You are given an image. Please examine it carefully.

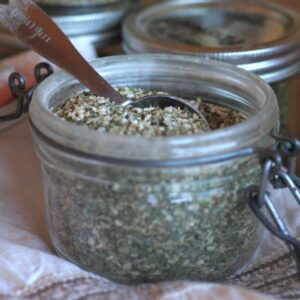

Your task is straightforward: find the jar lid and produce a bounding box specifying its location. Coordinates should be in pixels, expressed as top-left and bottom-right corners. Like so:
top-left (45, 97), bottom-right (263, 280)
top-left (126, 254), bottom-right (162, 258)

top-left (48, 1), bottom-right (131, 36)
top-left (123, 0), bottom-right (300, 83)
top-left (35, 0), bottom-right (125, 15)
top-left (35, 0), bottom-right (120, 6)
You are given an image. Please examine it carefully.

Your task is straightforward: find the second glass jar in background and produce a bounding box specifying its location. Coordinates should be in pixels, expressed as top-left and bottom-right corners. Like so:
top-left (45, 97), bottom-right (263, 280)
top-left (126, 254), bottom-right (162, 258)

top-left (123, 0), bottom-right (300, 138)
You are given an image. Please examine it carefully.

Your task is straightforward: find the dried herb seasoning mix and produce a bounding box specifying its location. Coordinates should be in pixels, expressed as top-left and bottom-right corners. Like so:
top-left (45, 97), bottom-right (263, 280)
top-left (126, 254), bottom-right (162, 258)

top-left (52, 87), bottom-right (245, 136)
top-left (44, 87), bottom-right (262, 283)
top-left (47, 155), bottom-right (261, 283)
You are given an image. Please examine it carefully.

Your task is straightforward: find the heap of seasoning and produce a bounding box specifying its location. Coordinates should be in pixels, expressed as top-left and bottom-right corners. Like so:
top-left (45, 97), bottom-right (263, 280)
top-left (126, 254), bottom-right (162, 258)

top-left (48, 87), bottom-right (262, 283)
top-left (52, 87), bottom-right (245, 136)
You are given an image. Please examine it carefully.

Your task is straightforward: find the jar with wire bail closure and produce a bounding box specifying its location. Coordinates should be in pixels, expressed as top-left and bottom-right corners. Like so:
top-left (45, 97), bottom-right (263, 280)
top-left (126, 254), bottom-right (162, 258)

top-left (27, 54), bottom-right (284, 283)
top-left (123, 0), bottom-right (300, 140)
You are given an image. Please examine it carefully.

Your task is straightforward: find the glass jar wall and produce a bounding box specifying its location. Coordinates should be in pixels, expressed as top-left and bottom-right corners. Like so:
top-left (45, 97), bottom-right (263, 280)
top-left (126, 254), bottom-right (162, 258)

top-left (29, 54), bottom-right (278, 283)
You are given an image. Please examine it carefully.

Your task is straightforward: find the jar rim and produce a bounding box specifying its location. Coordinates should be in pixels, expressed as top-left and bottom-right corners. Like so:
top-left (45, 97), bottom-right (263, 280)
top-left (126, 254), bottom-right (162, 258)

top-left (35, 0), bottom-right (126, 15)
top-left (29, 54), bottom-right (279, 161)
top-left (123, 0), bottom-right (300, 83)
top-left (47, 1), bottom-right (131, 36)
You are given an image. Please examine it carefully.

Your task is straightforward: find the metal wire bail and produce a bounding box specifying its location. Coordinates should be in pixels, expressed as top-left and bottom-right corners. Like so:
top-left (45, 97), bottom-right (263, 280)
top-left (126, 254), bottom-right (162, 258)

top-left (0, 62), bottom-right (53, 123)
top-left (247, 132), bottom-right (300, 275)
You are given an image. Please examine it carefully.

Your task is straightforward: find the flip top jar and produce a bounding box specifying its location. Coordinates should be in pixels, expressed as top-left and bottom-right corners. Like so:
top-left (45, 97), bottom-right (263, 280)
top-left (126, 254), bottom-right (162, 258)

top-left (123, 0), bottom-right (300, 137)
top-left (29, 54), bottom-right (280, 283)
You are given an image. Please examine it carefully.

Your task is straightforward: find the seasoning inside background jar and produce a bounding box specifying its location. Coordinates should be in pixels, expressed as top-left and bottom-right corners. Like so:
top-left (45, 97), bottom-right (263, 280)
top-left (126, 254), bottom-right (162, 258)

top-left (123, 0), bottom-right (300, 139)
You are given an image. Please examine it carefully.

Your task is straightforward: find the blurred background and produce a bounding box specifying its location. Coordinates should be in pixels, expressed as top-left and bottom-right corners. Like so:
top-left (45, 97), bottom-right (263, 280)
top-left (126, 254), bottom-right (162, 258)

top-left (1, 0), bottom-right (300, 139)
top-left (0, 0), bottom-right (299, 63)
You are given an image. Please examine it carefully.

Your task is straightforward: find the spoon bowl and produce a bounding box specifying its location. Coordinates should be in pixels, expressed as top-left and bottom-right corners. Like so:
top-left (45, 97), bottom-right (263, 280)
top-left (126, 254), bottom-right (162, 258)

top-left (127, 95), bottom-right (211, 130)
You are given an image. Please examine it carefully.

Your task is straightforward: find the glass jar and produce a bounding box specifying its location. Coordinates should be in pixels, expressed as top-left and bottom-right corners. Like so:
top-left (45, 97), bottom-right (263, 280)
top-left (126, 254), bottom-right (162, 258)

top-left (29, 54), bottom-right (278, 283)
top-left (123, 0), bottom-right (300, 137)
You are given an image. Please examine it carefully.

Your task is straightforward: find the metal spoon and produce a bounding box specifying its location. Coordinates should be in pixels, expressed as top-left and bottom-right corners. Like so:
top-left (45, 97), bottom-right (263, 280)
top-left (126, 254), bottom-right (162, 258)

top-left (0, 0), bottom-right (210, 128)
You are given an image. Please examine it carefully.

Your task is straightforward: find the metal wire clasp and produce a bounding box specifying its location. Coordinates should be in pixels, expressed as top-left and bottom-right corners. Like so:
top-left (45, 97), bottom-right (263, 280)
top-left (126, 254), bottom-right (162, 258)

top-left (247, 132), bottom-right (300, 274)
top-left (0, 62), bottom-right (53, 123)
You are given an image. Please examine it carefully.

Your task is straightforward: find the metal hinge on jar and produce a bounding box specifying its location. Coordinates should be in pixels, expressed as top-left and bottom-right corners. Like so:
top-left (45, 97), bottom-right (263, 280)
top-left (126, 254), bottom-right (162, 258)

top-left (246, 132), bottom-right (300, 274)
top-left (0, 62), bottom-right (53, 122)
